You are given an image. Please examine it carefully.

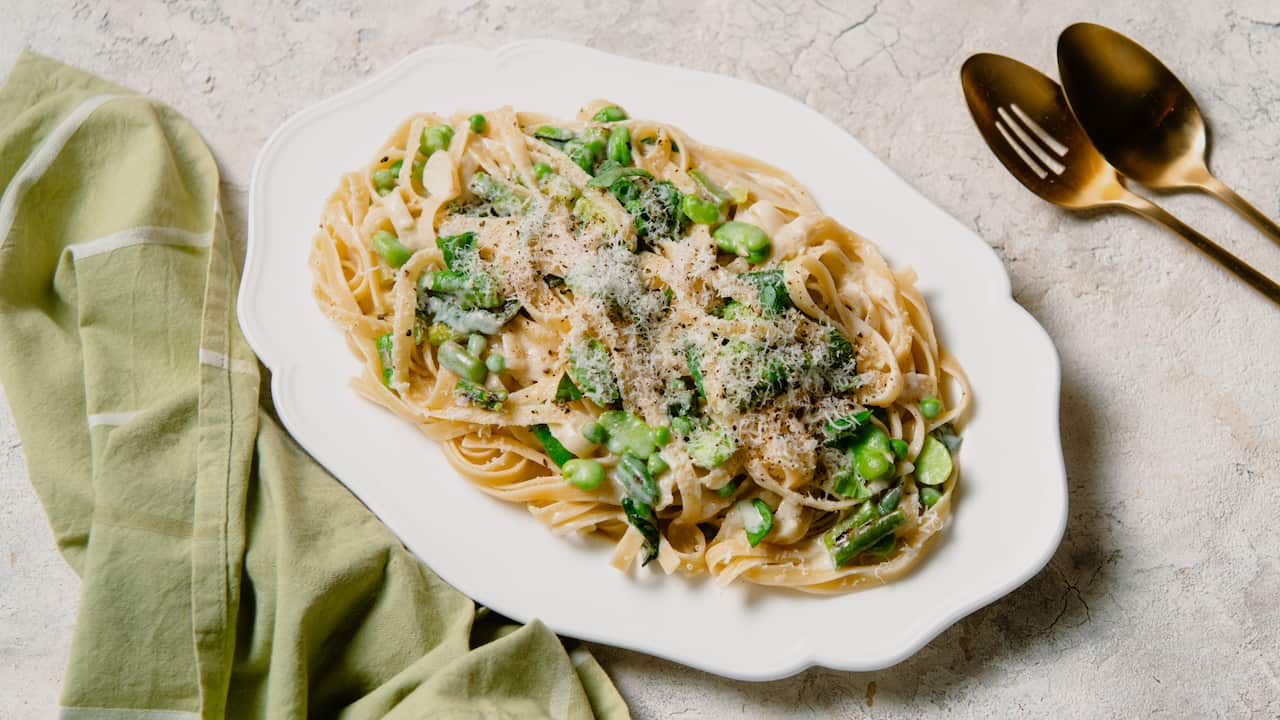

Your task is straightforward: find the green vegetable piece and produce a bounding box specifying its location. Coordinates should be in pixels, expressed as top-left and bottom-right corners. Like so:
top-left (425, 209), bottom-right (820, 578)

top-left (534, 125), bottom-right (575, 142)
top-left (579, 420), bottom-right (606, 445)
top-left (376, 333), bottom-right (394, 387)
top-left (877, 486), bottom-right (902, 515)
top-left (453, 379), bottom-right (507, 411)
top-left (890, 438), bottom-right (909, 459)
top-left (389, 159), bottom-right (404, 175)
top-left (425, 270), bottom-right (503, 309)
top-left (437, 340), bottom-right (486, 383)
top-left (468, 172), bottom-right (524, 216)
top-left (738, 498), bottom-right (774, 547)
top-left (651, 425), bottom-right (671, 446)
top-left (467, 333), bottom-right (487, 358)
top-left (607, 126), bottom-right (632, 166)
top-left (669, 416), bottom-right (694, 438)
top-left (555, 372), bottom-right (584, 402)
top-left (586, 162), bottom-right (652, 188)
top-left (713, 299), bottom-right (751, 320)
top-left (616, 451), bottom-right (659, 507)
top-left (468, 114), bottom-right (487, 133)
top-left (427, 322), bottom-right (456, 346)
top-left (712, 221), bottom-right (772, 264)
top-left (435, 232), bottom-right (476, 271)
top-left (867, 533), bottom-right (897, 558)
top-left (563, 458), bottom-right (604, 490)
top-left (600, 410), bottom-right (657, 459)
top-left (853, 426), bottom-right (894, 482)
top-left (681, 194), bottom-right (720, 225)
top-left (920, 396), bottom-right (943, 419)
top-left (647, 453), bottom-right (669, 476)
top-left (567, 337), bottom-right (620, 406)
top-left (372, 230), bottom-right (413, 268)
top-left (825, 330), bottom-right (861, 392)
top-left (372, 168), bottom-right (397, 196)
top-left (592, 105), bottom-right (628, 122)
top-left (822, 410), bottom-right (873, 447)
top-left (828, 510), bottom-right (904, 567)
top-left (689, 168), bottom-right (732, 209)
top-left (423, 296), bottom-right (520, 336)
top-left (629, 180), bottom-right (685, 243)
top-left (715, 477), bottom-right (741, 498)
top-left (564, 140), bottom-right (595, 174)
top-left (920, 486), bottom-right (943, 509)
top-left (621, 496), bottom-right (659, 565)
top-left (685, 346), bottom-right (706, 397)
top-left (934, 422), bottom-right (963, 452)
top-left (578, 127), bottom-right (609, 164)
top-left (915, 435), bottom-right (953, 486)
top-left (825, 501), bottom-right (879, 548)
top-left (686, 425), bottom-right (735, 469)
top-left (832, 470), bottom-right (872, 500)
top-left (532, 162), bottom-right (553, 180)
top-left (420, 124), bottom-right (454, 157)
top-left (485, 353), bottom-right (506, 374)
top-left (740, 269), bottom-right (792, 314)
top-left (530, 424), bottom-right (575, 467)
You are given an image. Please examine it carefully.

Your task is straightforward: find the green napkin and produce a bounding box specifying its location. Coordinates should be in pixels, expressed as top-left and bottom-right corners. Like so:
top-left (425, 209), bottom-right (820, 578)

top-left (0, 51), bottom-right (628, 720)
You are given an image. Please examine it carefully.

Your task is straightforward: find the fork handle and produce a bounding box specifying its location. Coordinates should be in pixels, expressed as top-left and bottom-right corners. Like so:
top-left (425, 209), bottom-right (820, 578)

top-left (1197, 174), bottom-right (1280, 248)
top-left (1125, 196), bottom-right (1280, 305)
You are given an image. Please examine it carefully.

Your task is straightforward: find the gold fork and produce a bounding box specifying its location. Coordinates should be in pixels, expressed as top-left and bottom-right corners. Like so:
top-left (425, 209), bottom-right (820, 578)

top-left (960, 52), bottom-right (1280, 304)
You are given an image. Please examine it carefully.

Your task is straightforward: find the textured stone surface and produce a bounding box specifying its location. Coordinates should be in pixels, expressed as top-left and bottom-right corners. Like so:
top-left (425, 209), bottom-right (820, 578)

top-left (2, 1), bottom-right (1278, 717)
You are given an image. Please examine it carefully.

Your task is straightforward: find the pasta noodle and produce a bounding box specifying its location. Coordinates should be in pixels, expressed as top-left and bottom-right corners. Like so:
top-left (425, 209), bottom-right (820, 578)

top-left (310, 100), bottom-right (971, 593)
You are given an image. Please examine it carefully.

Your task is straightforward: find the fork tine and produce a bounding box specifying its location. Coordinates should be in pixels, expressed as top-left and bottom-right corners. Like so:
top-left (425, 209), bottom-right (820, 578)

top-left (995, 118), bottom-right (1048, 179)
top-left (1010, 104), bottom-right (1069, 157)
top-left (998, 106), bottom-right (1066, 175)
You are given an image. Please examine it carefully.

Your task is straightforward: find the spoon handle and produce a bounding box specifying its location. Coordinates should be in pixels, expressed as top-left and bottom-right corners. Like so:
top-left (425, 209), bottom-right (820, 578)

top-left (1124, 196), bottom-right (1280, 305)
top-left (1198, 174), bottom-right (1280, 248)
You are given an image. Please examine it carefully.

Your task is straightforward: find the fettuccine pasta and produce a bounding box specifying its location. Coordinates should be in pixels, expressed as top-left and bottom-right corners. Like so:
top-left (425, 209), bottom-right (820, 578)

top-left (310, 101), bottom-right (970, 593)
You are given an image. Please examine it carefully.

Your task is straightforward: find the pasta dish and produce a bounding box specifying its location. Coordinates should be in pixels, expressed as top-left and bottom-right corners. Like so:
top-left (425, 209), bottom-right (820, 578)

top-left (310, 100), bottom-right (969, 593)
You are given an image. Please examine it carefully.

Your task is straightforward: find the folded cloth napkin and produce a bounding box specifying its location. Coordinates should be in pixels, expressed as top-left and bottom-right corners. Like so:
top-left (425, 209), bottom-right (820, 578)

top-left (0, 51), bottom-right (628, 719)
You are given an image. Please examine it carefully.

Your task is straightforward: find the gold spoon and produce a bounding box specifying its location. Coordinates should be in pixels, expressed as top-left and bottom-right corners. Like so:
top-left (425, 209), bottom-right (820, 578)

top-left (1057, 22), bottom-right (1280, 245)
top-left (960, 53), bottom-right (1280, 304)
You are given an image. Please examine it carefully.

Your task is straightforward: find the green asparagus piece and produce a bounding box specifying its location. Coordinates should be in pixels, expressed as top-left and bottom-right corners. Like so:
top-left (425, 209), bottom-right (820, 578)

top-left (453, 379), bottom-right (507, 411)
top-left (530, 424), bottom-right (575, 467)
top-left (437, 340), bottom-right (486, 383)
top-left (738, 498), bottom-right (774, 547)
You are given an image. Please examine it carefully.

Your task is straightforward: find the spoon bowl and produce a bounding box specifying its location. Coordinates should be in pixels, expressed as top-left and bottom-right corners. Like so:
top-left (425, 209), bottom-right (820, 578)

top-left (960, 52), bottom-right (1280, 305)
top-left (1058, 22), bottom-right (1280, 243)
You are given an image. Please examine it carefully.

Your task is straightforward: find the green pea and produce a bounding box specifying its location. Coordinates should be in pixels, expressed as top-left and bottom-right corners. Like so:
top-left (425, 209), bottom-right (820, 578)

top-left (647, 453), bottom-right (669, 476)
top-left (562, 458), bottom-right (604, 490)
top-left (371, 230), bottom-right (412, 268)
top-left (485, 353), bottom-right (506, 374)
top-left (890, 438), bottom-right (909, 459)
top-left (578, 127), bottom-right (609, 164)
top-left (607, 126), bottom-right (632, 166)
top-left (592, 105), bottom-right (628, 122)
top-left (420, 124), bottom-right (454, 157)
top-left (920, 396), bottom-right (943, 419)
top-left (682, 195), bottom-right (720, 225)
top-left (670, 416), bottom-right (694, 438)
top-left (468, 114), bottom-right (487, 133)
top-left (580, 420), bottom-right (607, 445)
top-left (920, 486), bottom-right (943, 508)
top-left (437, 340), bottom-right (486, 383)
top-left (712, 221), bottom-right (771, 264)
top-left (534, 126), bottom-right (574, 142)
top-left (651, 425), bottom-right (671, 446)
top-left (600, 410), bottom-right (658, 458)
top-left (532, 162), bottom-right (553, 180)
top-left (372, 168), bottom-right (397, 195)
top-left (467, 333), bottom-right (487, 358)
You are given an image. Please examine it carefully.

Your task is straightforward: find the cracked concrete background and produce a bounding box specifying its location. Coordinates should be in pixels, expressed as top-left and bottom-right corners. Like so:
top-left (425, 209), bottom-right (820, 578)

top-left (2, 1), bottom-right (1278, 717)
